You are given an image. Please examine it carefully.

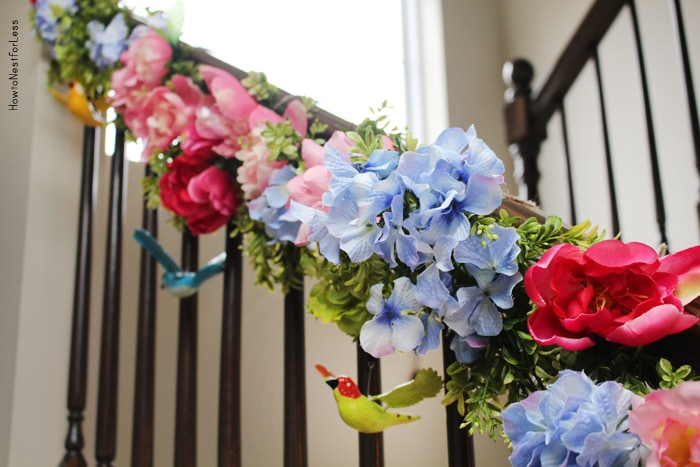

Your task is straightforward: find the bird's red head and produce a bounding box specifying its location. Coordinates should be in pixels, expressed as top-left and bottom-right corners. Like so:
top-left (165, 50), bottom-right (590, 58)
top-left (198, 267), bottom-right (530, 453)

top-left (315, 364), bottom-right (362, 399)
top-left (335, 376), bottom-right (362, 399)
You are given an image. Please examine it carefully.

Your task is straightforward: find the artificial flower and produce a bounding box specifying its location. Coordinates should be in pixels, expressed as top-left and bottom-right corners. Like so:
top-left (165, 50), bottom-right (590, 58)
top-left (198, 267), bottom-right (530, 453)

top-left (502, 370), bottom-right (647, 467)
top-left (124, 85), bottom-right (193, 160)
top-left (158, 155), bottom-right (208, 218)
top-left (525, 240), bottom-right (700, 350)
top-left (85, 13), bottom-right (129, 70)
top-left (110, 28), bottom-right (172, 111)
top-left (186, 166), bottom-right (239, 235)
top-left (359, 277), bottom-right (424, 358)
top-left (33, 0), bottom-right (77, 46)
top-left (629, 380), bottom-right (700, 466)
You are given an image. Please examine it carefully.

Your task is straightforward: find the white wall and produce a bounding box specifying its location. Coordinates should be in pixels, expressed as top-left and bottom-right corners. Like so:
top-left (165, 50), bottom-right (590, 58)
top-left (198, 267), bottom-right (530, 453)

top-left (0, 2), bottom-right (85, 463)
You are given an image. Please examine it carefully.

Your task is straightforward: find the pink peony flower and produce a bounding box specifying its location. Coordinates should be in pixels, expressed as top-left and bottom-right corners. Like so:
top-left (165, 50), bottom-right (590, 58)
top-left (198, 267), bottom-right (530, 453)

top-left (110, 29), bottom-right (172, 111)
top-left (199, 65), bottom-right (257, 121)
top-left (124, 85), bottom-right (193, 160)
top-left (235, 135), bottom-right (287, 200)
top-left (525, 240), bottom-right (700, 350)
top-left (629, 381), bottom-right (700, 466)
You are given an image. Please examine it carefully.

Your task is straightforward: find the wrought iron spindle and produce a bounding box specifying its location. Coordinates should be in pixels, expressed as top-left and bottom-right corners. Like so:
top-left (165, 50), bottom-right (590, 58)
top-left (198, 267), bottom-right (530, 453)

top-left (628, 0), bottom-right (669, 246)
top-left (59, 126), bottom-right (99, 467)
top-left (558, 101), bottom-right (578, 225)
top-left (95, 128), bottom-right (127, 467)
top-left (669, 0), bottom-right (700, 232)
top-left (592, 49), bottom-right (621, 237)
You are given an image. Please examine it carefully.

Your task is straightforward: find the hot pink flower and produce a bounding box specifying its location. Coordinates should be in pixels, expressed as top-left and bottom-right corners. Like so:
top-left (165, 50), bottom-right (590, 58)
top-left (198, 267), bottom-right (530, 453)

top-left (186, 166), bottom-right (239, 234)
top-left (525, 240), bottom-right (700, 350)
top-left (629, 381), bottom-right (700, 466)
top-left (158, 156), bottom-right (238, 235)
top-left (110, 29), bottom-right (172, 111)
top-left (159, 155), bottom-right (210, 219)
top-left (124, 85), bottom-right (193, 160)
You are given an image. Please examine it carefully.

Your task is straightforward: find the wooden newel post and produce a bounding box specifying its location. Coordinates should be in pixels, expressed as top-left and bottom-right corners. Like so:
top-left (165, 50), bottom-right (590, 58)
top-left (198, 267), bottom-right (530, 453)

top-left (503, 59), bottom-right (542, 203)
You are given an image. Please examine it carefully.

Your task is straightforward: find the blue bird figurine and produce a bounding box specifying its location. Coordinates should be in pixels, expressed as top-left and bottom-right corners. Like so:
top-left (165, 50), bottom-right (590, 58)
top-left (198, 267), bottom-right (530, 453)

top-left (133, 228), bottom-right (227, 298)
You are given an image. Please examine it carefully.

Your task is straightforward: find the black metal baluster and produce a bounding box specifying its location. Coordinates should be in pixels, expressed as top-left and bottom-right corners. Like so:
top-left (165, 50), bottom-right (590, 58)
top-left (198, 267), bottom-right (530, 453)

top-left (131, 167), bottom-right (158, 467)
top-left (558, 101), bottom-right (579, 225)
top-left (628, 0), bottom-right (669, 245)
top-left (592, 49), bottom-right (621, 237)
top-left (174, 229), bottom-right (199, 467)
top-left (357, 347), bottom-right (383, 467)
top-left (218, 225), bottom-right (243, 467)
top-left (284, 281), bottom-right (307, 467)
top-left (669, 0), bottom-right (700, 233)
top-left (95, 128), bottom-right (127, 467)
top-left (59, 126), bottom-right (99, 467)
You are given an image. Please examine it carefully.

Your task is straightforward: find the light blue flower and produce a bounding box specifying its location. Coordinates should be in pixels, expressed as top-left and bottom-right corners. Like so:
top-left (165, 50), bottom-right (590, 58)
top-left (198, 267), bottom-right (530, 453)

top-left (415, 310), bottom-right (443, 356)
top-left (247, 166), bottom-right (301, 243)
top-left (449, 333), bottom-right (488, 364)
top-left (453, 224), bottom-right (520, 276)
top-left (502, 370), bottom-right (647, 467)
top-left (85, 14), bottom-right (129, 70)
top-left (34, 0), bottom-right (77, 47)
top-left (396, 127), bottom-right (505, 271)
top-left (359, 277), bottom-right (424, 358)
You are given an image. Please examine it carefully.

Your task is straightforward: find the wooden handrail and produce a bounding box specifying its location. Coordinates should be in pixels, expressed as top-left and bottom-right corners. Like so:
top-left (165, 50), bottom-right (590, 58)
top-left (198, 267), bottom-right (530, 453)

top-left (529, 0), bottom-right (628, 132)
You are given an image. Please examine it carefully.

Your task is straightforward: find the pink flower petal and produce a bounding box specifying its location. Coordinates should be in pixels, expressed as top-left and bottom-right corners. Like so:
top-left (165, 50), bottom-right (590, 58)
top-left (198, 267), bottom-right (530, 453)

top-left (603, 303), bottom-right (698, 346)
top-left (659, 245), bottom-right (700, 305)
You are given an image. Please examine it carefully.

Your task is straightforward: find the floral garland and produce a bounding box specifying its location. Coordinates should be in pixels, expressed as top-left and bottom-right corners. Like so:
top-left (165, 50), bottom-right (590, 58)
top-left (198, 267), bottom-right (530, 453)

top-left (32, 1), bottom-right (700, 465)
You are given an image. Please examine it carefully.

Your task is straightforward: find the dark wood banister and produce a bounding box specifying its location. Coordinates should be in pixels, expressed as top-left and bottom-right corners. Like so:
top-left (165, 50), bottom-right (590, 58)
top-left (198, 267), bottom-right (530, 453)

top-left (503, 0), bottom-right (628, 202)
top-left (529, 0), bottom-right (627, 131)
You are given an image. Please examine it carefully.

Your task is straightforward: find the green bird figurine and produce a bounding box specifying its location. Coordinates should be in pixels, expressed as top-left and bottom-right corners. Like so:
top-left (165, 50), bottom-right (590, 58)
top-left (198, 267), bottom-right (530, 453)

top-left (315, 364), bottom-right (424, 434)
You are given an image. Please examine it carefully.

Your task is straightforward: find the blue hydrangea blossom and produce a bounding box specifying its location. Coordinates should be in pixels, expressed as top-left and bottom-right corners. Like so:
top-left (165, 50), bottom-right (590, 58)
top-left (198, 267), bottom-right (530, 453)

top-left (85, 13), bottom-right (129, 70)
top-left (502, 370), bottom-right (648, 467)
top-left (359, 277), bottom-right (424, 358)
top-left (33, 0), bottom-right (78, 53)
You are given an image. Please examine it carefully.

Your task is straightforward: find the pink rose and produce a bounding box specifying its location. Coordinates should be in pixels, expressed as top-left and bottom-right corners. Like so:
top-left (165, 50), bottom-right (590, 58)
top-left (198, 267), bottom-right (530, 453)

top-left (188, 166), bottom-right (239, 218)
top-left (159, 155), bottom-right (210, 219)
top-left (110, 29), bottom-right (172, 111)
top-left (629, 381), bottom-right (700, 466)
top-left (159, 157), bottom-right (238, 235)
top-left (525, 240), bottom-right (700, 350)
top-left (124, 86), bottom-right (193, 160)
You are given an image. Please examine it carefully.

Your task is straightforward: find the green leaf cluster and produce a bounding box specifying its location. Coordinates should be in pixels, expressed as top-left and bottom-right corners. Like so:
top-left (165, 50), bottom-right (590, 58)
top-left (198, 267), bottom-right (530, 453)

top-left (241, 71), bottom-right (279, 105)
top-left (304, 254), bottom-right (391, 338)
top-left (238, 212), bottom-right (306, 294)
top-left (261, 121), bottom-right (303, 163)
top-left (656, 358), bottom-right (696, 389)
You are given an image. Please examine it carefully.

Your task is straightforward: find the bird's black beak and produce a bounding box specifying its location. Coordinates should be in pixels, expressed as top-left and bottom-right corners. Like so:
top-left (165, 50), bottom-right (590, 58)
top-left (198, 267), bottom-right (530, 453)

top-left (324, 378), bottom-right (338, 390)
